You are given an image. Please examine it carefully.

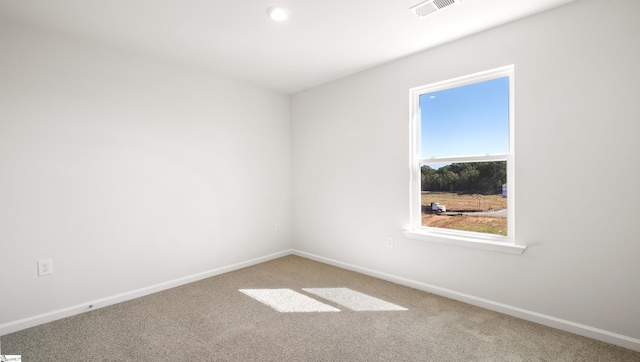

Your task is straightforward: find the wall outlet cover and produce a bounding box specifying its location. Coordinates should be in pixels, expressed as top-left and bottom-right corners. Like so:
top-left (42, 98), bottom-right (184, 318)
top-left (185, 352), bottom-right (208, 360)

top-left (38, 259), bottom-right (53, 276)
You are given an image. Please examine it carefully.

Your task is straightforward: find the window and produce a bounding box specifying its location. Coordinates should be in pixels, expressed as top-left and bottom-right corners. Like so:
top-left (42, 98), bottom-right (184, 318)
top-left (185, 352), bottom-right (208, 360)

top-left (404, 66), bottom-right (525, 254)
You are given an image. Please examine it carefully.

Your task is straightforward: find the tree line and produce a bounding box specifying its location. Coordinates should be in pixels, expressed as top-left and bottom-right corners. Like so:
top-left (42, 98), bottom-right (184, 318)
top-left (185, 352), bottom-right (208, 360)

top-left (421, 162), bottom-right (506, 194)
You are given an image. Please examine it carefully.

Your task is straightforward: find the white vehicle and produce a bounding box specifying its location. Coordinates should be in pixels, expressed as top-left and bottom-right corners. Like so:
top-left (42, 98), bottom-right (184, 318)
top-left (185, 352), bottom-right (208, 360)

top-left (430, 202), bottom-right (446, 213)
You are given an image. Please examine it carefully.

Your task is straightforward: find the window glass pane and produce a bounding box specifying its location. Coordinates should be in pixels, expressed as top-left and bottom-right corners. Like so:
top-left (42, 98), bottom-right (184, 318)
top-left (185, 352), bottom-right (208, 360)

top-left (421, 161), bottom-right (507, 236)
top-left (420, 77), bottom-right (509, 158)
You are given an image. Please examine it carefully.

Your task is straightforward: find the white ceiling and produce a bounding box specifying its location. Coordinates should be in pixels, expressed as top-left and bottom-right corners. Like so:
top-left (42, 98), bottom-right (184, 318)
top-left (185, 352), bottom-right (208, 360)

top-left (0, 0), bottom-right (575, 94)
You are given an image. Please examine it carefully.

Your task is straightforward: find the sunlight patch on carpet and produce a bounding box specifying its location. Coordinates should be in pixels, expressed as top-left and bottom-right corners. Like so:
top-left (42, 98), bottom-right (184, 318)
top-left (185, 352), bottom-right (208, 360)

top-left (303, 288), bottom-right (408, 311)
top-left (239, 289), bottom-right (341, 313)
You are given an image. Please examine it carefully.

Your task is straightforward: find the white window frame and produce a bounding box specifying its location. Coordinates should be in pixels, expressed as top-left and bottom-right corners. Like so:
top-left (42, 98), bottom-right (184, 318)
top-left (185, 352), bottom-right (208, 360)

top-left (404, 65), bottom-right (526, 254)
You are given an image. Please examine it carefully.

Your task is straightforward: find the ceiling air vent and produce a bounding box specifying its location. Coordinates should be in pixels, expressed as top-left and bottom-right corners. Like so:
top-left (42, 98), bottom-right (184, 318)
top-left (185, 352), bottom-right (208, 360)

top-left (410, 0), bottom-right (462, 19)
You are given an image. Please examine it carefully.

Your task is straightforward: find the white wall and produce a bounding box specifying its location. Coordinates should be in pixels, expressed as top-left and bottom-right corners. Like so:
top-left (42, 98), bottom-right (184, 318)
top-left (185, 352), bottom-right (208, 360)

top-left (292, 0), bottom-right (640, 347)
top-left (0, 19), bottom-right (291, 328)
top-left (2, 0), bottom-right (639, 350)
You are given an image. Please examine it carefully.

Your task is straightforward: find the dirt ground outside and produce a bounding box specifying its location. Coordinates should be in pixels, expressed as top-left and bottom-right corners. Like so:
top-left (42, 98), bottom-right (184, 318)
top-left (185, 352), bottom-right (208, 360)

top-left (422, 214), bottom-right (507, 236)
top-left (422, 192), bottom-right (506, 212)
top-left (422, 192), bottom-right (507, 236)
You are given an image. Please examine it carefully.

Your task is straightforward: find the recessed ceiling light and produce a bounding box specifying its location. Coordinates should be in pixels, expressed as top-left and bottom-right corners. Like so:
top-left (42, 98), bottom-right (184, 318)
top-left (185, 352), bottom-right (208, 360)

top-left (267, 6), bottom-right (291, 21)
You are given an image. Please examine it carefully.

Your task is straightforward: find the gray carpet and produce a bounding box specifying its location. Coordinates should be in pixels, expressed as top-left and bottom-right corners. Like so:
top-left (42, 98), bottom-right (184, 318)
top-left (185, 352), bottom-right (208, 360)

top-left (2, 255), bottom-right (639, 361)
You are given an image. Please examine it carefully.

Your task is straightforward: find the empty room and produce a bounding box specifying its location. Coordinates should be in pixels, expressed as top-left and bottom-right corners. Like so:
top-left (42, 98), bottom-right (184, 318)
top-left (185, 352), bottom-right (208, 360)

top-left (1, 0), bottom-right (639, 360)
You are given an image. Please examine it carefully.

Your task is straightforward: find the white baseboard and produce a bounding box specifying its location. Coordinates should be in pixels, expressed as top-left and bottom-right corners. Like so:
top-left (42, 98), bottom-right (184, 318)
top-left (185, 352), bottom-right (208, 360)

top-left (4, 248), bottom-right (639, 353)
top-left (0, 249), bottom-right (292, 337)
top-left (292, 249), bottom-right (640, 353)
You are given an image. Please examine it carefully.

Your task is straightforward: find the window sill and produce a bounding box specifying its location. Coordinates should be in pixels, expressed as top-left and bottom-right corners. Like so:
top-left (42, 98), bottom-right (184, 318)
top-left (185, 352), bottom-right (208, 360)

top-left (403, 230), bottom-right (526, 254)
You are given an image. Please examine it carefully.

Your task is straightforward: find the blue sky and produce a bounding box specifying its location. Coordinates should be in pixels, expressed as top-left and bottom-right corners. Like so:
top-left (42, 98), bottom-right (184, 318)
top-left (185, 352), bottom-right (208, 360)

top-left (420, 76), bottom-right (509, 159)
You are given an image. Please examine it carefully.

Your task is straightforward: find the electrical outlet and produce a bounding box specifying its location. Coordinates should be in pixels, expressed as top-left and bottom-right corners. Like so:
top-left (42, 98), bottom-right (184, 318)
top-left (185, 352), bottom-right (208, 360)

top-left (386, 237), bottom-right (394, 248)
top-left (38, 258), bottom-right (53, 276)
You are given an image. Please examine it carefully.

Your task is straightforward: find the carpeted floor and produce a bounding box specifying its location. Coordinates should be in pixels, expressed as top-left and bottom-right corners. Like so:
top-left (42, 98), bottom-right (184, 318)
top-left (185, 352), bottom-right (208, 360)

top-left (2, 255), bottom-right (639, 361)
